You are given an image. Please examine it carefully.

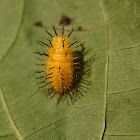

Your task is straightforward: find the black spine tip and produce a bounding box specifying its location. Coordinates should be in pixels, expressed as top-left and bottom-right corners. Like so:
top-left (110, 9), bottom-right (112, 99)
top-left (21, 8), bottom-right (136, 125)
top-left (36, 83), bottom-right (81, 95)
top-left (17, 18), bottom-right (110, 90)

top-left (33, 52), bottom-right (49, 57)
top-left (43, 27), bottom-right (53, 37)
top-left (35, 70), bottom-right (44, 74)
top-left (37, 40), bottom-right (50, 47)
top-left (67, 28), bottom-right (73, 38)
top-left (76, 42), bottom-right (85, 48)
top-left (52, 25), bottom-right (58, 36)
top-left (68, 39), bottom-right (80, 48)
top-left (47, 39), bottom-right (53, 47)
top-left (62, 26), bottom-right (64, 35)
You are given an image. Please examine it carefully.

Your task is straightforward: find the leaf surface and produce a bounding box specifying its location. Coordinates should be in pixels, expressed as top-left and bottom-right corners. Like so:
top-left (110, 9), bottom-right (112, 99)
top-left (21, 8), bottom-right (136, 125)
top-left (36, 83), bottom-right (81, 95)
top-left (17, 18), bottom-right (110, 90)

top-left (0, 0), bottom-right (140, 140)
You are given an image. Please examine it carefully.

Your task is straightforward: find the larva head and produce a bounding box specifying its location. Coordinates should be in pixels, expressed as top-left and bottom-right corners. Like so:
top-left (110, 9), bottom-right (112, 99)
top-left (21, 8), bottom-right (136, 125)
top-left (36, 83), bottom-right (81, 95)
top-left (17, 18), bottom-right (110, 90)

top-left (52, 35), bottom-right (69, 48)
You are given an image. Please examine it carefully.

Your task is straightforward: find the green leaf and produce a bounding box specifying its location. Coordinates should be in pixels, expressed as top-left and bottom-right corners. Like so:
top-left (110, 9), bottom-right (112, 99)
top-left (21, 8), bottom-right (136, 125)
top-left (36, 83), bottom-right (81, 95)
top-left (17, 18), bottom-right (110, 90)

top-left (0, 0), bottom-right (140, 140)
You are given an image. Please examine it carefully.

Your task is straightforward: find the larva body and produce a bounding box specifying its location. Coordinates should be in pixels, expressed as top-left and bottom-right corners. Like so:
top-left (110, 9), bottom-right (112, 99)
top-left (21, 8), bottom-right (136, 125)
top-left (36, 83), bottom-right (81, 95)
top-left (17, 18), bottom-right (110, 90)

top-left (47, 35), bottom-right (74, 93)
top-left (35, 26), bottom-right (91, 101)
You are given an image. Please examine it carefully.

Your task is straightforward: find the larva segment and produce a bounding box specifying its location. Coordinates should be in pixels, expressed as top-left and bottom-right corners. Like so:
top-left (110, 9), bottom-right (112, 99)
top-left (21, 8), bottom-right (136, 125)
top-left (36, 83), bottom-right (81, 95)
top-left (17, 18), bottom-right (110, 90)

top-left (46, 35), bottom-right (74, 94)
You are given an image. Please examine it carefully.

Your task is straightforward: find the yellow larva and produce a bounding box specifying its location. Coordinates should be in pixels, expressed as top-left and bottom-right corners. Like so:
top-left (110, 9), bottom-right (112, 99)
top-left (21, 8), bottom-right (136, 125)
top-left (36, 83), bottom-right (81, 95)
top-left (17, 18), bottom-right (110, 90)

top-left (35, 26), bottom-right (80, 96)
top-left (47, 35), bottom-right (74, 93)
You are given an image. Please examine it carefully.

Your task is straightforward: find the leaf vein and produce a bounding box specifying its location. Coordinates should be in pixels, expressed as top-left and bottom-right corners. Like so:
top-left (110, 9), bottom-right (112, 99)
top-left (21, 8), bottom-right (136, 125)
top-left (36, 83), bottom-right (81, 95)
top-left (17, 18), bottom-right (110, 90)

top-left (0, 0), bottom-right (25, 62)
top-left (0, 87), bottom-right (24, 140)
top-left (98, 0), bottom-right (109, 139)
